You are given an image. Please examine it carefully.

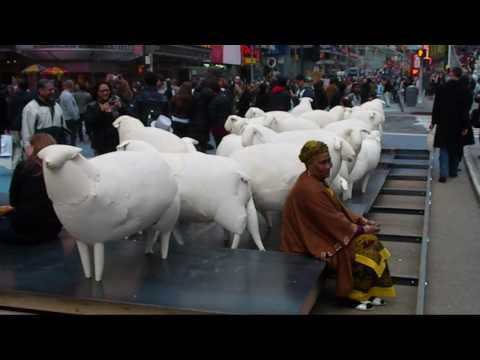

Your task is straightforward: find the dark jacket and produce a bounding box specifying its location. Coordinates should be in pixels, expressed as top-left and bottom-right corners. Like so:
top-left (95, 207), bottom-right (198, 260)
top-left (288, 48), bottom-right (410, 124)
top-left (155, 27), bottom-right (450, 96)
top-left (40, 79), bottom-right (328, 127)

top-left (130, 86), bottom-right (169, 124)
top-left (172, 93), bottom-right (194, 119)
top-left (84, 101), bottom-right (123, 155)
top-left (7, 90), bottom-right (34, 131)
top-left (7, 160), bottom-right (62, 243)
top-left (313, 83), bottom-right (328, 110)
top-left (360, 82), bottom-right (373, 104)
top-left (432, 79), bottom-right (471, 150)
top-left (268, 86), bottom-right (291, 112)
top-left (255, 93), bottom-right (270, 112)
top-left (0, 91), bottom-right (7, 133)
top-left (209, 92), bottom-right (232, 139)
top-left (189, 87), bottom-right (215, 149)
top-left (462, 84), bottom-right (476, 148)
top-left (236, 89), bottom-right (253, 117)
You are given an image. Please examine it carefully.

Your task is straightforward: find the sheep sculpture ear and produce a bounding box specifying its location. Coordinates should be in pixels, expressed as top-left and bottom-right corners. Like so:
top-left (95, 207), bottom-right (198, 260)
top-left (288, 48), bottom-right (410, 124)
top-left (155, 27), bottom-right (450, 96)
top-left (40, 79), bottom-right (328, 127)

top-left (38, 145), bottom-right (83, 170)
top-left (241, 126), bottom-right (255, 147)
top-left (117, 140), bottom-right (158, 153)
top-left (224, 115), bottom-right (237, 132)
top-left (333, 137), bottom-right (342, 152)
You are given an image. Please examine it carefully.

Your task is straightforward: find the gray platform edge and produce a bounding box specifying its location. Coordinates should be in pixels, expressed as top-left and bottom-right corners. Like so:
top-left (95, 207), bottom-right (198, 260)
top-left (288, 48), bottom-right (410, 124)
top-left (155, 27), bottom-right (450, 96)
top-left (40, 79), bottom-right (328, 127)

top-left (464, 146), bottom-right (480, 203)
top-left (381, 132), bottom-right (431, 314)
top-left (416, 151), bottom-right (433, 315)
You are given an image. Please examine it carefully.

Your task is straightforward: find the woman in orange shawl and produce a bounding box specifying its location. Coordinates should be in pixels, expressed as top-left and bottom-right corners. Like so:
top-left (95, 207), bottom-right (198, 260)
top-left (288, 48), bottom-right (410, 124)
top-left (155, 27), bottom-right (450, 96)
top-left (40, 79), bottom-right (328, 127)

top-left (281, 140), bottom-right (396, 310)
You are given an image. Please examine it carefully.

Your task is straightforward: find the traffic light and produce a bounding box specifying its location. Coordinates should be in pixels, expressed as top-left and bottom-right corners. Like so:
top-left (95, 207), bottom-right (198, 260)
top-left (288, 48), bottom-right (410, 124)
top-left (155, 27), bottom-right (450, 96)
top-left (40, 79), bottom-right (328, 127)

top-left (411, 68), bottom-right (420, 77)
top-left (416, 48), bottom-right (426, 58)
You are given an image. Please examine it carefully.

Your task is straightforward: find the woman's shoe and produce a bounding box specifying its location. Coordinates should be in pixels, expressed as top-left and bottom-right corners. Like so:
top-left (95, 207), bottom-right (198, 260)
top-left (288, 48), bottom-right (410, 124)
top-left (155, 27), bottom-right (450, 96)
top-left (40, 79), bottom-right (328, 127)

top-left (369, 297), bottom-right (386, 306)
top-left (355, 301), bottom-right (374, 311)
top-left (336, 298), bottom-right (373, 310)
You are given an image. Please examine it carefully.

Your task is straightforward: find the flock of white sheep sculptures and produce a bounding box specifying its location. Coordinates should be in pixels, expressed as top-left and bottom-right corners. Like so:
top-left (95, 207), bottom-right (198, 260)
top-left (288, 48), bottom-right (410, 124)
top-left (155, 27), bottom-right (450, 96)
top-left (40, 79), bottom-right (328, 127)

top-left (37, 98), bottom-right (385, 281)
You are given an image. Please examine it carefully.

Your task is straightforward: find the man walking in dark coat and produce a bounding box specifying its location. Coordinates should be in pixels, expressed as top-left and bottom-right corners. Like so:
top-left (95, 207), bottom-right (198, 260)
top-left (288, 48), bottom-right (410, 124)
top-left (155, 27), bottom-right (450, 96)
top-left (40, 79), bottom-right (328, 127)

top-left (430, 67), bottom-right (470, 183)
top-left (189, 79), bottom-right (215, 152)
top-left (208, 81), bottom-right (232, 146)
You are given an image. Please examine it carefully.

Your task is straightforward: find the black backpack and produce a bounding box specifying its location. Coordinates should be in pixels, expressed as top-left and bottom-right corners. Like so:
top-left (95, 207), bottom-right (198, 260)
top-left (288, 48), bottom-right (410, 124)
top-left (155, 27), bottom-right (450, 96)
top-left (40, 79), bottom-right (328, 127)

top-left (140, 94), bottom-right (168, 126)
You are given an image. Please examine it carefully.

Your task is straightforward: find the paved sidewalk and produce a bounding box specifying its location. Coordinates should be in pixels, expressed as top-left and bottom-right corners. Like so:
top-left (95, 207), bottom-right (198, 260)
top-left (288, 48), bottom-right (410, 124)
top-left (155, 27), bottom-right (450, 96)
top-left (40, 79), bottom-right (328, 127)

top-left (426, 156), bottom-right (480, 313)
top-left (385, 96), bottom-right (434, 115)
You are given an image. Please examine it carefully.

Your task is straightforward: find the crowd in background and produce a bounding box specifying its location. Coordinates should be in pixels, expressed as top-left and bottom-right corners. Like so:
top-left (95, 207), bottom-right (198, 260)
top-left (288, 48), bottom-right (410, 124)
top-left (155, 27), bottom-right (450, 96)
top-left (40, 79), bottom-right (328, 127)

top-left (0, 67), bottom-right (478, 161)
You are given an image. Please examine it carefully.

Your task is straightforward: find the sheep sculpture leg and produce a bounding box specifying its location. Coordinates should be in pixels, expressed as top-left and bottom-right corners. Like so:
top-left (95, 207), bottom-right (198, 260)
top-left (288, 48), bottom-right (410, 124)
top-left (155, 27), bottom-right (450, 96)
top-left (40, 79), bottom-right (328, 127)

top-left (231, 233), bottom-right (241, 250)
top-left (247, 198), bottom-right (265, 251)
top-left (361, 173), bottom-right (371, 194)
top-left (76, 241), bottom-right (91, 279)
top-left (172, 228), bottom-right (184, 245)
top-left (160, 231), bottom-right (172, 259)
top-left (342, 180), bottom-right (353, 201)
top-left (145, 229), bottom-right (160, 255)
top-left (94, 243), bottom-right (105, 282)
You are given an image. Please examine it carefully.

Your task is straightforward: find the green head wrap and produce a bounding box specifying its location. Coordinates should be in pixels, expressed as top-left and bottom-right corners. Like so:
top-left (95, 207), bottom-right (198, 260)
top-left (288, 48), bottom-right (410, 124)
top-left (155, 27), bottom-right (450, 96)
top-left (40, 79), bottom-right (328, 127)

top-left (299, 140), bottom-right (330, 166)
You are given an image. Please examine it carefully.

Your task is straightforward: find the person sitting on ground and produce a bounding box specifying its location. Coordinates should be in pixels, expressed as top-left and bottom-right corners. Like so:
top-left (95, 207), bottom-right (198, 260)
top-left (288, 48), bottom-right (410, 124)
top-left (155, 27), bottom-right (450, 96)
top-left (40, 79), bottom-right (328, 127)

top-left (280, 140), bottom-right (396, 310)
top-left (0, 133), bottom-right (62, 245)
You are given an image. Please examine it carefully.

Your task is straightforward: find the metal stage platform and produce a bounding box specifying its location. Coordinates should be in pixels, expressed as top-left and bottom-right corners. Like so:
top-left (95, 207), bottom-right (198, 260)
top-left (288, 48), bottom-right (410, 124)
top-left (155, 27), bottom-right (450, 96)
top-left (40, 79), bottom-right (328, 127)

top-left (0, 236), bottom-right (324, 314)
top-left (0, 132), bottom-right (431, 314)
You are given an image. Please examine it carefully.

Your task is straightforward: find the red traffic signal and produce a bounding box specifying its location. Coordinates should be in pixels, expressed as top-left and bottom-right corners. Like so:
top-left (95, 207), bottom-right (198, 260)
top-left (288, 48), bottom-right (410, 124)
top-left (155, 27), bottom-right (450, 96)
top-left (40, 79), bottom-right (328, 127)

top-left (411, 68), bottom-right (420, 77)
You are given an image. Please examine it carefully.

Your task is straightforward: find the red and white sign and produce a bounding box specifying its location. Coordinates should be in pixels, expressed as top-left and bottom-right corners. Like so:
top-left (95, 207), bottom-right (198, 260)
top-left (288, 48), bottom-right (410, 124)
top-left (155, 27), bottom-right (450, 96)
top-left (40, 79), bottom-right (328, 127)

top-left (211, 45), bottom-right (241, 65)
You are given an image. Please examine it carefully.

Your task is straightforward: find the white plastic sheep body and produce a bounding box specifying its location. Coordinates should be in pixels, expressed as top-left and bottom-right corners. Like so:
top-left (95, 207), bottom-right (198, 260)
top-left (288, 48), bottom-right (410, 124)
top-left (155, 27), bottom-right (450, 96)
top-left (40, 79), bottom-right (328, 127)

top-left (328, 106), bottom-right (348, 122)
top-left (113, 115), bottom-right (197, 153)
top-left (244, 107), bottom-right (293, 121)
top-left (240, 125), bottom-right (356, 184)
top-left (230, 143), bottom-right (306, 213)
top-left (216, 134), bottom-right (243, 157)
top-left (349, 108), bottom-right (385, 132)
top-left (359, 99), bottom-right (385, 114)
top-left (118, 140), bottom-right (265, 251)
top-left (347, 130), bottom-right (382, 199)
top-left (244, 107), bottom-right (266, 119)
top-left (298, 110), bottom-right (338, 128)
top-left (323, 120), bottom-right (371, 153)
top-left (224, 114), bottom-right (271, 135)
top-left (38, 145), bottom-right (180, 282)
top-left (264, 113), bottom-right (320, 132)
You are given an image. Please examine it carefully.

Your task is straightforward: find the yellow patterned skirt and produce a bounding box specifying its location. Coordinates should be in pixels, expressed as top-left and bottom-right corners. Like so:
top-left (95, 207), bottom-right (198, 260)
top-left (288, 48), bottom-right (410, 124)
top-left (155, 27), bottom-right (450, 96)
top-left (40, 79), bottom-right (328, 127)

top-left (348, 234), bottom-right (397, 302)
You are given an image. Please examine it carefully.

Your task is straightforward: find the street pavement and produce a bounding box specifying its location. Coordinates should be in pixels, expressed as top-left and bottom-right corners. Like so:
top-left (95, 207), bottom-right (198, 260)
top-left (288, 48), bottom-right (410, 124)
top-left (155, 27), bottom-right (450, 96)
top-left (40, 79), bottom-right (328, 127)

top-left (385, 99), bottom-right (480, 314)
